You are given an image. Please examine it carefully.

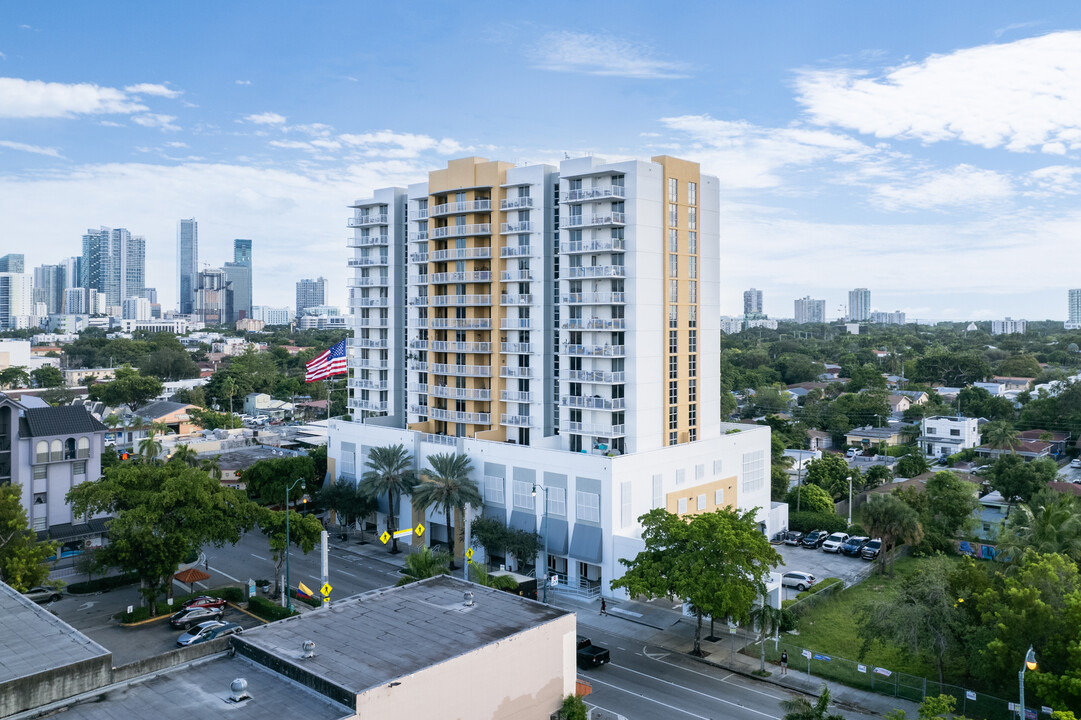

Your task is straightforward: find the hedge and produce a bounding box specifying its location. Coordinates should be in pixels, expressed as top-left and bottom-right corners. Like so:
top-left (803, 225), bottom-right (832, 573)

top-left (787, 511), bottom-right (848, 534)
top-left (248, 596), bottom-right (298, 622)
top-left (68, 573), bottom-right (139, 594)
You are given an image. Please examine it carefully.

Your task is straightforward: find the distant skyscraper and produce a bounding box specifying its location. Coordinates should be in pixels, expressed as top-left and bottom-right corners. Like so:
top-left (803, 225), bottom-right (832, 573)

top-left (296, 277), bottom-right (327, 317)
top-left (1069, 289), bottom-right (1081, 328)
top-left (0, 254), bottom-right (25, 273)
top-left (253, 305), bottom-right (292, 326)
top-left (80, 227), bottom-right (145, 307)
top-left (0, 273), bottom-right (32, 329)
top-left (234, 238), bottom-right (252, 266)
top-left (223, 262), bottom-right (251, 322)
top-left (142, 287), bottom-right (158, 304)
top-left (195, 267), bottom-right (231, 326)
top-left (743, 288), bottom-right (763, 315)
top-left (64, 287), bottom-right (87, 314)
top-left (794, 296), bottom-right (826, 324)
top-left (848, 287), bottom-right (871, 322)
top-left (33, 264), bottom-right (66, 314)
top-left (177, 219), bottom-right (199, 314)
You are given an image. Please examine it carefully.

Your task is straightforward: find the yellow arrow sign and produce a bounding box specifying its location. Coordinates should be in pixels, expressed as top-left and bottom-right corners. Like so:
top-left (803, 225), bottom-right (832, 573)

top-left (465, 548), bottom-right (474, 561)
top-left (415, 523), bottom-right (425, 537)
top-left (321, 582), bottom-right (332, 597)
top-left (380, 530), bottom-right (390, 544)
top-left (392, 528), bottom-right (413, 538)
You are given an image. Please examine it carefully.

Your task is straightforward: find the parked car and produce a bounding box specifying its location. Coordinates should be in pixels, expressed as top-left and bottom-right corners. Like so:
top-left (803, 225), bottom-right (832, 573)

top-left (801, 530), bottom-right (828, 549)
top-left (181, 595), bottom-right (227, 610)
top-left (861, 539), bottom-right (883, 561)
top-left (23, 586), bottom-right (62, 603)
top-left (781, 571), bottom-right (816, 591)
top-left (576, 636), bottom-right (610, 669)
top-left (840, 536), bottom-right (870, 557)
top-left (846, 448), bottom-right (858, 458)
top-left (176, 621), bottom-right (243, 647)
top-left (1071, 458), bottom-right (1081, 469)
top-left (783, 531), bottom-right (805, 546)
top-left (170, 605), bottom-right (224, 629)
top-left (821, 532), bottom-right (850, 553)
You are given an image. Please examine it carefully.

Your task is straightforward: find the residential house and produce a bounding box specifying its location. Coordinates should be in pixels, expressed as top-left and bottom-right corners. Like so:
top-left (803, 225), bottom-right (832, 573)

top-left (974, 490), bottom-right (1009, 541)
top-left (920, 416), bottom-right (981, 459)
top-left (976, 440), bottom-right (1052, 462)
top-left (807, 429), bottom-right (833, 452)
top-left (993, 376), bottom-right (1034, 392)
top-left (783, 449), bottom-right (821, 475)
top-left (973, 381), bottom-right (1007, 397)
top-left (63, 367), bottom-right (116, 387)
top-left (887, 394), bottom-right (911, 415)
top-left (894, 389), bottom-right (930, 405)
top-left (243, 392), bottom-right (294, 419)
top-left (1017, 429), bottom-right (1070, 456)
top-left (134, 401), bottom-right (200, 436)
top-left (845, 425), bottom-right (905, 448)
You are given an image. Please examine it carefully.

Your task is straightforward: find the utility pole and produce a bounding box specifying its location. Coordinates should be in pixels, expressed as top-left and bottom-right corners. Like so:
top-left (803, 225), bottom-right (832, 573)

top-left (320, 530), bottom-right (329, 608)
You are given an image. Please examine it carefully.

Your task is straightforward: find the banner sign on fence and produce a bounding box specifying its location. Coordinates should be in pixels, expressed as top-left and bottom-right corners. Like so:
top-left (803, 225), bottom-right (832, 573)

top-left (802, 649), bottom-right (812, 659)
top-left (873, 667), bottom-right (892, 677)
top-left (1042, 707), bottom-right (1053, 715)
top-left (1008, 703), bottom-right (1015, 711)
top-left (857, 664), bottom-right (867, 673)
top-left (813, 653), bottom-right (832, 661)
top-left (965, 690), bottom-right (976, 701)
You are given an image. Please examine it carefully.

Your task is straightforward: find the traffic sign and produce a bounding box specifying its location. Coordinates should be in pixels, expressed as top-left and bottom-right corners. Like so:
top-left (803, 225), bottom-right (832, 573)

top-left (380, 531), bottom-right (390, 544)
top-left (393, 528), bottom-right (413, 538)
top-left (465, 548), bottom-right (474, 561)
top-left (320, 582), bottom-right (332, 597)
top-left (415, 523), bottom-right (425, 536)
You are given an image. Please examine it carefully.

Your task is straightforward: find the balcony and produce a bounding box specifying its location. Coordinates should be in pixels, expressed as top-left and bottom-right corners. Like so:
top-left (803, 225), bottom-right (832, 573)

top-left (354, 338), bottom-right (389, 349)
top-left (560, 238), bottom-right (626, 254)
top-left (409, 296), bottom-right (428, 306)
top-left (563, 369), bottom-right (626, 383)
top-left (563, 344), bottom-right (625, 357)
top-left (348, 234), bottom-right (390, 247)
top-left (348, 256), bottom-right (389, 267)
top-left (500, 245), bottom-right (532, 258)
top-left (409, 275), bottom-right (429, 285)
top-left (500, 342), bottom-right (534, 354)
top-left (500, 222), bottom-right (534, 235)
top-left (350, 378), bottom-right (388, 390)
top-left (431, 199), bottom-right (491, 217)
top-left (355, 297), bottom-right (389, 307)
top-left (500, 294), bottom-right (533, 306)
top-left (500, 318), bottom-right (532, 330)
top-left (561, 395), bottom-right (625, 410)
top-left (429, 271), bottom-right (491, 284)
top-left (429, 294), bottom-right (491, 307)
top-left (430, 223), bottom-right (491, 239)
top-left (354, 357), bottom-right (390, 369)
top-left (560, 292), bottom-right (626, 304)
top-left (429, 408), bottom-right (491, 425)
top-left (561, 421), bottom-right (626, 436)
top-left (429, 318), bottom-right (492, 330)
top-left (409, 360), bottom-right (428, 371)
top-left (566, 265), bottom-right (625, 279)
top-left (430, 341), bottom-right (491, 353)
top-left (408, 231), bottom-right (429, 242)
top-left (408, 339), bottom-right (429, 350)
top-left (429, 385), bottom-right (491, 401)
top-left (501, 390), bottom-right (534, 403)
top-left (500, 196), bottom-right (535, 210)
top-left (430, 363), bottom-right (491, 378)
top-left (500, 414), bottom-right (533, 427)
top-left (410, 208), bottom-right (429, 220)
top-left (352, 399), bottom-right (389, 412)
top-left (409, 251), bottom-right (429, 263)
top-left (501, 269), bottom-right (533, 282)
top-left (408, 403), bottom-right (429, 416)
top-left (500, 366), bottom-right (533, 379)
top-left (561, 318), bottom-right (626, 330)
top-left (348, 276), bottom-right (389, 288)
top-left (563, 186), bottom-right (626, 202)
top-left (354, 317), bottom-right (389, 328)
top-left (429, 247), bottom-right (492, 262)
top-left (348, 214), bottom-right (389, 227)
top-left (560, 213), bottom-right (625, 229)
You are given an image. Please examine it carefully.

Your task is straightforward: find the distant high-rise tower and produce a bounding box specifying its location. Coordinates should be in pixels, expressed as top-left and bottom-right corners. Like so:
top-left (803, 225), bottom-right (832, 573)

top-left (177, 218), bottom-right (199, 314)
top-left (794, 296), bottom-right (826, 324)
top-left (223, 262), bottom-right (251, 322)
top-left (234, 238), bottom-right (252, 266)
top-left (33, 264), bottom-right (66, 314)
top-left (0, 254), bottom-right (25, 273)
top-left (195, 267), bottom-right (231, 326)
top-left (0, 272), bottom-right (32, 329)
top-left (80, 227), bottom-right (144, 307)
top-left (296, 277), bottom-right (327, 317)
top-left (848, 288), bottom-right (871, 322)
top-left (743, 288), bottom-right (763, 315)
top-left (1069, 289), bottom-right (1081, 328)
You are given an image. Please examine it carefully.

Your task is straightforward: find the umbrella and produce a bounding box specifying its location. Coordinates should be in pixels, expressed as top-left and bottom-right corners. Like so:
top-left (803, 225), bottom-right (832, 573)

top-left (174, 567), bottom-right (211, 594)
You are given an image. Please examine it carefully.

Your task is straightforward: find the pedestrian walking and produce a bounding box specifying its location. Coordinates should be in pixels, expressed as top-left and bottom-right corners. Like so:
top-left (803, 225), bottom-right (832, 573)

top-left (780, 650), bottom-right (788, 675)
top-left (205, 558), bottom-right (209, 573)
top-left (600, 599), bottom-right (607, 616)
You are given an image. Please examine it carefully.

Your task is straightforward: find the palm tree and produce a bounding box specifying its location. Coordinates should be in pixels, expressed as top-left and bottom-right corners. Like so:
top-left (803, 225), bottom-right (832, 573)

top-left (997, 492), bottom-right (1081, 564)
top-left (201, 454), bottom-right (223, 481)
top-left (468, 562), bottom-right (518, 591)
top-left (102, 413), bottom-right (122, 431)
top-left (863, 493), bottom-right (924, 578)
top-left (220, 376), bottom-right (238, 429)
top-left (359, 444), bottom-right (416, 554)
top-left (397, 546), bottom-right (451, 586)
top-left (984, 420), bottom-right (1021, 454)
top-left (170, 443), bottom-right (200, 467)
top-left (749, 595), bottom-right (785, 673)
top-left (137, 429), bottom-right (163, 463)
top-left (411, 453), bottom-right (481, 569)
top-left (780, 684), bottom-right (846, 720)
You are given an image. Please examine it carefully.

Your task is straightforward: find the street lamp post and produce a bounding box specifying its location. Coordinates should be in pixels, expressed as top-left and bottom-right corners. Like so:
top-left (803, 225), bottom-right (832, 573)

top-left (1018, 645), bottom-right (1036, 720)
top-left (283, 477), bottom-right (306, 611)
top-left (532, 483), bottom-right (550, 603)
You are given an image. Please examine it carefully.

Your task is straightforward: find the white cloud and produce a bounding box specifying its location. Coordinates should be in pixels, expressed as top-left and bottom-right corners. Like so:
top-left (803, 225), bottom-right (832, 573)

top-left (163, 141), bottom-right (188, 149)
top-left (0, 77), bottom-right (147, 118)
top-left (0, 140), bottom-right (63, 158)
top-left (124, 83), bottom-right (181, 98)
top-left (795, 31), bottom-right (1081, 154)
top-left (132, 113), bottom-right (180, 131)
top-left (245, 112), bottom-right (286, 125)
top-left (339, 130), bottom-right (463, 158)
top-left (99, 120), bottom-right (123, 127)
top-left (870, 164), bottom-right (1013, 211)
top-left (532, 31), bottom-right (688, 79)
top-left (235, 80), bottom-right (251, 85)
top-left (0, 51), bottom-right (6, 60)
top-left (1025, 165), bottom-right (1081, 196)
top-left (269, 139), bottom-right (314, 150)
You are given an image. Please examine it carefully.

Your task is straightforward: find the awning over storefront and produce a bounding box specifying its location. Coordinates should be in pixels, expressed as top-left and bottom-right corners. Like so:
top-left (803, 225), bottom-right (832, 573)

top-left (36, 517), bottom-right (110, 543)
top-left (540, 517), bottom-right (569, 555)
top-left (568, 524), bottom-right (602, 564)
top-left (509, 510), bottom-right (536, 533)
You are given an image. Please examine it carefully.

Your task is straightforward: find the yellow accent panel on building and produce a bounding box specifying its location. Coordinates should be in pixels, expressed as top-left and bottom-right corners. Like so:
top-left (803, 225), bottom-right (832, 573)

top-left (665, 475), bottom-right (737, 518)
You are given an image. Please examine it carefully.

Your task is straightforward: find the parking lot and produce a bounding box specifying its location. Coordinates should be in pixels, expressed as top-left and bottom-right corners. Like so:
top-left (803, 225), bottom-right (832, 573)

top-left (774, 539), bottom-right (876, 600)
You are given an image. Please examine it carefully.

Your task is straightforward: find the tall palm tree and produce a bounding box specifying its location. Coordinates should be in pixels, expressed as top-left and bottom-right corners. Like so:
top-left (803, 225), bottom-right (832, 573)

top-left (780, 684), bottom-right (846, 720)
top-left (169, 443), bottom-right (200, 467)
top-left (137, 429), bottom-right (163, 464)
top-left (220, 376), bottom-right (238, 429)
top-left (749, 595), bottom-right (785, 673)
top-left (411, 453), bottom-right (481, 569)
top-left (359, 444), bottom-right (416, 554)
top-left (863, 493), bottom-right (924, 578)
top-left (397, 546), bottom-right (451, 586)
top-left (997, 492), bottom-right (1081, 564)
top-left (984, 420), bottom-right (1021, 454)
top-left (201, 454), bottom-right (223, 481)
top-left (102, 413), bottom-right (122, 431)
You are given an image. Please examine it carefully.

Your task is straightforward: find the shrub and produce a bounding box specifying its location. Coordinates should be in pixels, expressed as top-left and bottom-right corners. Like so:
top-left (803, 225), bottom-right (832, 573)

top-left (115, 606), bottom-right (154, 623)
top-left (556, 695), bottom-right (588, 720)
top-left (209, 586), bottom-right (245, 604)
top-left (788, 511), bottom-right (848, 534)
top-left (248, 596), bottom-right (297, 622)
top-left (68, 572), bottom-right (139, 594)
top-left (846, 523), bottom-right (867, 536)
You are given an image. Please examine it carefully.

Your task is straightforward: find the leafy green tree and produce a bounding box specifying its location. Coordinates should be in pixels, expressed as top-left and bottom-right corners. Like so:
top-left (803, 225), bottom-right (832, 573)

top-left (314, 480), bottom-right (376, 541)
top-left (74, 545), bottom-right (110, 586)
top-left (894, 453), bottom-right (929, 479)
top-left (990, 455), bottom-right (1056, 516)
top-left (201, 455), bottom-right (222, 481)
top-left (0, 484), bottom-right (58, 591)
top-left (780, 683), bottom-right (846, 720)
top-left (467, 562), bottom-right (519, 590)
top-left (219, 376), bottom-right (238, 428)
top-left (258, 507), bottom-right (324, 597)
top-left (412, 453), bottom-right (481, 569)
top-left (912, 351), bottom-right (992, 387)
top-left (771, 464), bottom-right (792, 502)
top-left (612, 508), bottom-right (781, 656)
top-left (30, 366), bottom-right (64, 388)
top-left (956, 386), bottom-right (1015, 422)
top-left (848, 363), bottom-right (888, 392)
top-left (0, 366), bottom-right (30, 389)
top-left (187, 407), bottom-right (242, 430)
top-left (915, 471), bottom-right (977, 552)
top-left (139, 348), bottom-right (200, 381)
top-left (359, 444), bottom-right (416, 554)
top-left (87, 365), bottom-right (163, 409)
top-left (785, 483), bottom-right (834, 515)
top-left (67, 462), bottom-right (258, 612)
top-left (805, 454), bottom-right (851, 499)
top-left (996, 353), bottom-right (1041, 378)
top-left (168, 443), bottom-right (200, 468)
top-left (862, 493), bottom-right (923, 577)
top-left (997, 491), bottom-right (1081, 564)
top-left (397, 546), bottom-right (451, 586)
top-left (242, 455), bottom-right (318, 505)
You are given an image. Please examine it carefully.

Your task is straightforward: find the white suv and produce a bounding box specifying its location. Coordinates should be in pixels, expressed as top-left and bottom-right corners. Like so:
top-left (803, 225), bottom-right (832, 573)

top-left (821, 532), bottom-right (850, 553)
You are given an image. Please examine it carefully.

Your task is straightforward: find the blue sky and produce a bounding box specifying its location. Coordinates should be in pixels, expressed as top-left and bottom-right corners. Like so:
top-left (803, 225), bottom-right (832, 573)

top-left (2, 2), bottom-right (1080, 321)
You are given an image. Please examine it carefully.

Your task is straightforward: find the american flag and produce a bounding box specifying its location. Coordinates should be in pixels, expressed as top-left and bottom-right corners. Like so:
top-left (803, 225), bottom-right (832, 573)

top-left (305, 340), bottom-right (347, 382)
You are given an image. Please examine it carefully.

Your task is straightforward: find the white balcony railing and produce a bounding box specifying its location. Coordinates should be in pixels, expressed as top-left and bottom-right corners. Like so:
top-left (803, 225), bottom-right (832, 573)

top-left (499, 294), bottom-right (533, 305)
top-left (563, 370), bottom-right (626, 383)
top-left (501, 269), bottom-right (534, 282)
top-left (500, 318), bottom-right (532, 330)
top-left (500, 196), bottom-right (535, 210)
top-left (560, 238), bottom-right (626, 254)
top-left (354, 338), bottom-right (389, 349)
top-left (409, 251), bottom-right (429, 263)
top-left (500, 414), bottom-right (533, 427)
top-left (409, 360), bottom-right (428, 372)
top-left (408, 231), bottom-right (429, 242)
top-left (561, 421), bottom-right (626, 436)
top-left (348, 276), bottom-right (389, 287)
top-left (563, 344), bottom-right (625, 357)
top-left (566, 265), bottom-right (625, 279)
top-left (348, 256), bottom-right (389, 267)
top-left (428, 385), bottom-right (491, 401)
top-left (560, 212), bottom-right (625, 229)
top-left (429, 318), bottom-right (492, 330)
top-left (560, 292), bottom-right (626, 304)
top-left (429, 271), bottom-right (491, 284)
top-left (350, 379), bottom-right (388, 390)
top-left (500, 366), bottom-right (533, 378)
top-left (561, 395), bottom-right (625, 410)
top-left (501, 390), bottom-right (534, 402)
top-left (408, 339), bottom-right (429, 350)
top-left (430, 363), bottom-right (491, 377)
top-left (348, 235), bottom-right (390, 247)
top-left (562, 318), bottom-right (626, 330)
top-left (500, 222), bottom-right (534, 235)
top-left (563, 186), bottom-right (626, 202)
top-left (429, 246), bottom-right (492, 261)
top-left (500, 342), bottom-right (534, 354)
top-left (431, 199), bottom-right (491, 217)
top-left (355, 297), bottom-right (389, 307)
top-left (348, 213), bottom-right (389, 227)
top-left (429, 294), bottom-right (491, 307)
top-left (409, 296), bottom-right (428, 306)
top-left (354, 316), bottom-right (389, 327)
top-left (410, 208), bottom-right (429, 220)
top-left (430, 223), bottom-right (491, 239)
top-left (430, 341), bottom-right (491, 353)
top-left (429, 408), bottom-right (491, 424)
top-left (352, 399), bottom-right (389, 412)
top-left (500, 245), bottom-right (532, 258)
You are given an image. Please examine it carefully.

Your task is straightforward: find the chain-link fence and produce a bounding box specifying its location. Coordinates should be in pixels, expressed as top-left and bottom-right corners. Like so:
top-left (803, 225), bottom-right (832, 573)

top-left (749, 637), bottom-right (1050, 720)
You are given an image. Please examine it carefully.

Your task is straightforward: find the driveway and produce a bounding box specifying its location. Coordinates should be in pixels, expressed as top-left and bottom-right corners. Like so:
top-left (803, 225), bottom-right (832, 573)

top-left (773, 541), bottom-right (875, 600)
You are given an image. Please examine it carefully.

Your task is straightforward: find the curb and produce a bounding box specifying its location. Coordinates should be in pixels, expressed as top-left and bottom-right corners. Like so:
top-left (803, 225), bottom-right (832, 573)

top-left (227, 601), bottom-right (271, 624)
top-left (117, 613), bottom-right (171, 627)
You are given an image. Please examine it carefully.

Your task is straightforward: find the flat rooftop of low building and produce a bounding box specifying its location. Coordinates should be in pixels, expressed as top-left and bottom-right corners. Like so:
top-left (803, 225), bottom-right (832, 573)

top-left (44, 655), bottom-right (351, 720)
top-left (214, 444), bottom-right (295, 471)
top-left (234, 575), bottom-right (571, 697)
top-left (0, 582), bottom-right (111, 684)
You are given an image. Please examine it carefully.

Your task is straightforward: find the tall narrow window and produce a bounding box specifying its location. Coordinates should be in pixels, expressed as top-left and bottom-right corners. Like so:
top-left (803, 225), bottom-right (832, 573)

top-left (668, 229), bottom-right (678, 253)
top-left (669, 254), bottom-right (678, 278)
top-left (668, 177), bottom-right (678, 202)
top-left (668, 203), bottom-right (678, 227)
top-left (688, 181), bottom-right (697, 205)
top-left (688, 207), bottom-right (697, 230)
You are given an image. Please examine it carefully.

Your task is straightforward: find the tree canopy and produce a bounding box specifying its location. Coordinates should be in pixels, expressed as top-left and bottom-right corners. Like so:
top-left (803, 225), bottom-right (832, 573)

top-left (0, 484), bottom-right (57, 591)
top-left (242, 455), bottom-right (319, 505)
top-left (86, 365), bottom-right (163, 409)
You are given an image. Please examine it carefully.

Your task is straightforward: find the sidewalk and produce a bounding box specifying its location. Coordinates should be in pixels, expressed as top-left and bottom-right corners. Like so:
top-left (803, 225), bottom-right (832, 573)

top-left (550, 593), bottom-right (918, 718)
top-left (330, 535), bottom-right (410, 568)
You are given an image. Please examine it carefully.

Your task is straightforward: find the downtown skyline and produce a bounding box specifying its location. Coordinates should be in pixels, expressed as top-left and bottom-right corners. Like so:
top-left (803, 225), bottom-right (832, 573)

top-left (2, 2), bottom-right (1081, 320)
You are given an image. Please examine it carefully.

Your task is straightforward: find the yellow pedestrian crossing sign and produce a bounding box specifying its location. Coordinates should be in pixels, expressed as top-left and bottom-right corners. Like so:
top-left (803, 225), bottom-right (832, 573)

top-left (465, 548), bottom-right (474, 562)
top-left (320, 582), bottom-right (332, 597)
top-left (415, 523), bottom-right (425, 537)
top-left (380, 530), bottom-right (390, 544)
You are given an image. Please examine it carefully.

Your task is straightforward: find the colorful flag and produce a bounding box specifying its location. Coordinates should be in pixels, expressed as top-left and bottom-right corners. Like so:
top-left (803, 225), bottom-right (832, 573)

top-left (297, 581), bottom-right (313, 599)
top-left (305, 340), bottom-right (347, 382)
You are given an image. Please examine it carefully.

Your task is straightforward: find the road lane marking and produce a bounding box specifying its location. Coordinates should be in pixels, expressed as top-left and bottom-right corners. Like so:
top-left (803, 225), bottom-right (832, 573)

top-left (607, 664), bottom-right (782, 719)
top-left (209, 565), bottom-right (243, 583)
top-left (334, 569), bottom-right (359, 579)
top-left (584, 676), bottom-right (710, 719)
top-left (250, 553), bottom-right (268, 561)
top-left (650, 655), bottom-right (785, 701)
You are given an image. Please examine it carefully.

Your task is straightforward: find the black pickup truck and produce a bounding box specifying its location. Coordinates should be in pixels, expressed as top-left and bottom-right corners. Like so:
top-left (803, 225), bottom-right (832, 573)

top-left (576, 636), bottom-right (610, 669)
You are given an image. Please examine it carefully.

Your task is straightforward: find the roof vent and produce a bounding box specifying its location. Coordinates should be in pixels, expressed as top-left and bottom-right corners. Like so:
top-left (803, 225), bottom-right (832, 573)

top-left (301, 639), bottom-right (316, 659)
top-left (227, 678), bottom-right (250, 703)
top-left (463, 591), bottom-right (474, 607)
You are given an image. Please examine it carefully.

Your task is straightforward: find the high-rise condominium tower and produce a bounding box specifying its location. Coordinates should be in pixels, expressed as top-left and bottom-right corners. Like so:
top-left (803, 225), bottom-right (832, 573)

top-left (177, 219), bottom-right (198, 314)
top-left (224, 239), bottom-right (253, 323)
top-left (1069, 289), bottom-right (1081, 328)
top-left (794, 296), bottom-right (825, 324)
top-left (848, 287), bottom-right (870, 322)
top-left (0, 255), bottom-right (25, 273)
top-left (296, 277), bottom-right (327, 317)
top-left (234, 238), bottom-right (252, 266)
top-left (80, 227), bottom-right (144, 307)
top-left (743, 288), bottom-right (763, 315)
top-left (33, 264), bottom-right (66, 314)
